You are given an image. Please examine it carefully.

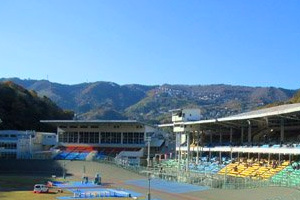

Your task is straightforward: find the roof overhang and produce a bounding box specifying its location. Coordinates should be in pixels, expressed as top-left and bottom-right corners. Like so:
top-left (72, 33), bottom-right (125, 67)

top-left (40, 120), bottom-right (153, 127)
top-left (159, 103), bottom-right (300, 127)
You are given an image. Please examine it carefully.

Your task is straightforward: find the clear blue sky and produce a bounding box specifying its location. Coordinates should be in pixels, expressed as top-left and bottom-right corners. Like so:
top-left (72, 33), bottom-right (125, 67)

top-left (0, 0), bottom-right (299, 89)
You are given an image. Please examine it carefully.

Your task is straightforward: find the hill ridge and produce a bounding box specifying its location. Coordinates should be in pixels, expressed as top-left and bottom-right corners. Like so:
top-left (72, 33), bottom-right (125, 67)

top-left (0, 77), bottom-right (297, 123)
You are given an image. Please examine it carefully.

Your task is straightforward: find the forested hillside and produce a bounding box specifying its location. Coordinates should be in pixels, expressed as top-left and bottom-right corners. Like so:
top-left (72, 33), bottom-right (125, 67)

top-left (0, 81), bottom-right (73, 130)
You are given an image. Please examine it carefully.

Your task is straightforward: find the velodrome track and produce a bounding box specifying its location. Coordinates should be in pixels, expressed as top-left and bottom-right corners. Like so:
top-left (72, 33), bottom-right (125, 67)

top-left (1, 160), bottom-right (300, 200)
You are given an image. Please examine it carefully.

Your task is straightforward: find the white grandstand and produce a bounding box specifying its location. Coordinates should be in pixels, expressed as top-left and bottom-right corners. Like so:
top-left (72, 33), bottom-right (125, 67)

top-left (159, 103), bottom-right (300, 171)
top-left (41, 120), bottom-right (166, 165)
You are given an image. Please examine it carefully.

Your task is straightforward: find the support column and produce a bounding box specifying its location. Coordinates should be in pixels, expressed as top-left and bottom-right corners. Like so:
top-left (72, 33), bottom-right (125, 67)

top-left (210, 131), bottom-right (213, 144)
top-left (178, 132), bottom-right (182, 170)
top-left (196, 130), bottom-right (200, 164)
top-left (247, 120), bottom-right (252, 145)
top-left (219, 151), bottom-right (222, 163)
top-left (219, 131), bottom-right (222, 145)
top-left (280, 118), bottom-right (285, 145)
top-left (230, 128), bottom-right (233, 145)
top-left (186, 132), bottom-right (190, 172)
top-left (241, 127), bottom-right (244, 145)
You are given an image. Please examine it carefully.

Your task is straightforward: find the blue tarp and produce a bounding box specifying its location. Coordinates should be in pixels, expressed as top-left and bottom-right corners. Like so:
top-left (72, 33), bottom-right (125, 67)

top-left (125, 178), bottom-right (210, 194)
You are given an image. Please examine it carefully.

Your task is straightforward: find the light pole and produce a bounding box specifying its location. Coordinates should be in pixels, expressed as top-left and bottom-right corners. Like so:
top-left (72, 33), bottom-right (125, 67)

top-left (146, 137), bottom-right (151, 168)
top-left (63, 160), bottom-right (66, 179)
top-left (148, 172), bottom-right (151, 200)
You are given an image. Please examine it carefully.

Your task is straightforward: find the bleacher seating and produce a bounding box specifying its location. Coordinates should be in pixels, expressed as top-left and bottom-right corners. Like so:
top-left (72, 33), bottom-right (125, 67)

top-left (156, 157), bottom-right (231, 174)
top-left (271, 162), bottom-right (300, 186)
top-left (54, 146), bottom-right (92, 160)
top-left (218, 158), bottom-right (289, 180)
top-left (94, 147), bottom-right (141, 160)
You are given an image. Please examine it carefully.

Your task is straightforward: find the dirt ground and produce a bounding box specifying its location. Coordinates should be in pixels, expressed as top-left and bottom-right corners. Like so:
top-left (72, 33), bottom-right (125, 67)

top-left (1, 160), bottom-right (300, 200)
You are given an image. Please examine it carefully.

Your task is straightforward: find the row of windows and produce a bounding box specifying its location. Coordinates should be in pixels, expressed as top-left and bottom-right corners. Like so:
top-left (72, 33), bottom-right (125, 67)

top-left (123, 132), bottom-right (144, 144)
top-left (59, 125), bottom-right (144, 129)
top-left (0, 134), bottom-right (17, 138)
top-left (0, 142), bottom-right (17, 149)
top-left (0, 152), bottom-right (17, 159)
top-left (58, 132), bottom-right (145, 144)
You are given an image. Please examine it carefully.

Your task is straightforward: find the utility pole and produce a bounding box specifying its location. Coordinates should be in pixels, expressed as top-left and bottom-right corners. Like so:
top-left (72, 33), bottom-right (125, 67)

top-left (148, 172), bottom-right (151, 200)
top-left (63, 161), bottom-right (66, 179)
top-left (146, 137), bottom-right (151, 168)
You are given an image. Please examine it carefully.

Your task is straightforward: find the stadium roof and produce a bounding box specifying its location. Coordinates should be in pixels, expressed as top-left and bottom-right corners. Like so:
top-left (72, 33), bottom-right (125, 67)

top-left (40, 120), bottom-right (154, 127)
top-left (159, 103), bottom-right (300, 127)
top-left (218, 103), bottom-right (300, 122)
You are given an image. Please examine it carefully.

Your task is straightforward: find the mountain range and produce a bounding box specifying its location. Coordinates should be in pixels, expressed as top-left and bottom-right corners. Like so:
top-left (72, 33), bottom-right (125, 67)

top-left (0, 78), bottom-right (297, 124)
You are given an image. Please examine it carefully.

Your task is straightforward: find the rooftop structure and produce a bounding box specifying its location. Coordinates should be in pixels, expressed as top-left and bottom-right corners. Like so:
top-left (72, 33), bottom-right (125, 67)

top-left (159, 103), bottom-right (300, 171)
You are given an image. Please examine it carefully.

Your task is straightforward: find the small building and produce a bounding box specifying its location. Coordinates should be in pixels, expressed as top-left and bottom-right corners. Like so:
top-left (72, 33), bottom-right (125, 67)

top-left (171, 108), bottom-right (201, 123)
top-left (0, 130), bottom-right (56, 159)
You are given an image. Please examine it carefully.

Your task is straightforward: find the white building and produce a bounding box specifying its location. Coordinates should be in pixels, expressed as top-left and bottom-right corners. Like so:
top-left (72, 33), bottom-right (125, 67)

top-left (41, 120), bottom-right (166, 164)
top-left (0, 130), bottom-right (56, 159)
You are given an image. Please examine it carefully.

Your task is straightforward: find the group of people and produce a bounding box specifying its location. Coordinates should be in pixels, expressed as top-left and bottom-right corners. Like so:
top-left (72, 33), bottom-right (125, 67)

top-left (232, 157), bottom-right (285, 169)
top-left (291, 162), bottom-right (300, 170)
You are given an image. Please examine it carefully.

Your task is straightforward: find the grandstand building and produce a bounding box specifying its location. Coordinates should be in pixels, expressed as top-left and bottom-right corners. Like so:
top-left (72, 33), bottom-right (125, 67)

top-left (159, 103), bottom-right (300, 173)
top-left (0, 130), bottom-right (56, 159)
top-left (41, 120), bottom-right (165, 164)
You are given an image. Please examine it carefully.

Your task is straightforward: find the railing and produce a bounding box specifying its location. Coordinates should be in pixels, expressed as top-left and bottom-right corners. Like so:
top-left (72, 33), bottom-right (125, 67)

top-left (93, 157), bottom-right (300, 190)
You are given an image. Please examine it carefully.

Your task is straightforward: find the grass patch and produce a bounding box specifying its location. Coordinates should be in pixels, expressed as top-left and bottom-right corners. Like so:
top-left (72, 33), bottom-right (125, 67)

top-left (0, 175), bottom-right (72, 200)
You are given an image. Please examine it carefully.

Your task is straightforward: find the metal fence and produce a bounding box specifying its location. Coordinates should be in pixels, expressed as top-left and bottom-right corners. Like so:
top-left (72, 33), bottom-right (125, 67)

top-left (93, 157), bottom-right (300, 190)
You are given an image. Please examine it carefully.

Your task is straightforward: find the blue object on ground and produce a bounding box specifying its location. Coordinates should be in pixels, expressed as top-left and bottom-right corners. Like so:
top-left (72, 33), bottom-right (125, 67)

top-left (125, 178), bottom-right (210, 194)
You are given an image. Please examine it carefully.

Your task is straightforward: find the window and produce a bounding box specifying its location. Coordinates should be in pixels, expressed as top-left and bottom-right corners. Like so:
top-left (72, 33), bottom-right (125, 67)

top-left (95, 132), bottom-right (99, 143)
top-left (79, 132), bottom-right (84, 143)
top-left (69, 132), bottom-right (74, 143)
top-left (134, 132), bottom-right (139, 144)
top-left (83, 132), bottom-right (89, 143)
top-left (101, 132), bottom-right (106, 143)
top-left (110, 132), bottom-right (121, 144)
top-left (111, 132), bottom-right (117, 144)
top-left (139, 132), bottom-right (144, 144)
top-left (62, 132), bottom-right (68, 143)
top-left (74, 132), bottom-right (78, 143)
top-left (89, 132), bottom-right (95, 143)
top-left (58, 132), bottom-right (64, 142)
top-left (128, 133), bottom-right (133, 144)
top-left (123, 132), bottom-right (128, 144)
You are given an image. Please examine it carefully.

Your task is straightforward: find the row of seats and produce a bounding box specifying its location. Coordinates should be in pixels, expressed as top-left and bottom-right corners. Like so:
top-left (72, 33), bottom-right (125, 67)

top-left (218, 159), bottom-right (289, 180)
top-left (54, 152), bottom-right (89, 160)
top-left (157, 157), bottom-right (231, 174)
top-left (272, 162), bottom-right (300, 186)
top-left (94, 147), bottom-right (141, 160)
top-left (157, 157), bottom-right (293, 181)
top-left (54, 146), bottom-right (93, 160)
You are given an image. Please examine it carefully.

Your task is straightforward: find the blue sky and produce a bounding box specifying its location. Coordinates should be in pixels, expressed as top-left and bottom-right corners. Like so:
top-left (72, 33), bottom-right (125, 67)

top-left (0, 0), bottom-right (299, 89)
